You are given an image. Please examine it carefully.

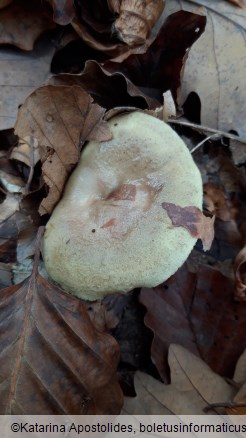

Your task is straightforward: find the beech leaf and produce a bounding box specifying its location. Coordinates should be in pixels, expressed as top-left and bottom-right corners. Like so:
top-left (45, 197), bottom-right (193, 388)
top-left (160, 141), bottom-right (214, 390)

top-left (161, 202), bottom-right (215, 251)
top-left (0, 229), bottom-right (123, 414)
top-left (14, 85), bottom-right (112, 215)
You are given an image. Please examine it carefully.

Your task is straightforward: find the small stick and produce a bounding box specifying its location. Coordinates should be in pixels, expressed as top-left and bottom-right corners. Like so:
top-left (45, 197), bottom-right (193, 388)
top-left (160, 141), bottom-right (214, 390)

top-left (170, 119), bottom-right (246, 144)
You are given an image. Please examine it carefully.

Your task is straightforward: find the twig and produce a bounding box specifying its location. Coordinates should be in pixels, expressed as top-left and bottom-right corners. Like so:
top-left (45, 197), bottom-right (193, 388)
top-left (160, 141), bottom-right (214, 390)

top-left (170, 119), bottom-right (246, 144)
top-left (190, 134), bottom-right (220, 154)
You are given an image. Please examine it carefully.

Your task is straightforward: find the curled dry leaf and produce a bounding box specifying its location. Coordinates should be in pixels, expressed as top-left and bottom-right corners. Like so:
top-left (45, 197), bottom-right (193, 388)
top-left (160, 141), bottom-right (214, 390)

top-left (0, 0), bottom-right (55, 51)
top-left (234, 245), bottom-right (246, 301)
top-left (203, 182), bottom-right (237, 221)
top-left (14, 85), bottom-right (112, 215)
top-left (47, 0), bottom-right (76, 25)
top-left (114, 0), bottom-right (165, 46)
top-left (162, 202), bottom-right (215, 251)
top-left (0, 229), bottom-right (123, 414)
top-left (103, 10), bottom-right (206, 105)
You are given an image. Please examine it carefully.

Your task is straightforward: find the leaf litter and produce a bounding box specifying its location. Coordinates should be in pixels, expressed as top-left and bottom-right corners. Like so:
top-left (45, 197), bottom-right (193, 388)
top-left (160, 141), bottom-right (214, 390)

top-left (0, 0), bottom-right (245, 415)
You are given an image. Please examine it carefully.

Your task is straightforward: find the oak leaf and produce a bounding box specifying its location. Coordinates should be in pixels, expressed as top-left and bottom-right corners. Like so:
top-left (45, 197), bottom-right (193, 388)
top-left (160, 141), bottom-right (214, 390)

top-left (163, 0), bottom-right (246, 138)
top-left (123, 344), bottom-right (236, 414)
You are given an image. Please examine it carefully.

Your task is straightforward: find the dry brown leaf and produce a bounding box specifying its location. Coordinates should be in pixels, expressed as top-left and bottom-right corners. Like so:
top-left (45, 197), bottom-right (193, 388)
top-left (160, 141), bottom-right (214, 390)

top-left (203, 182), bottom-right (237, 221)
top-left (163, 0), bottom-right (246, 138)
top-left (0, 229), bottom-right (123, 414)
top-left (0, 35), bottom-right (56, 130)
top-left (233, 349), bottom-right (246, 383)
top-left (0, 194), bottom-right (20, 225)
top-left (124, 345), bottom-right (236, 414)
top-left (0, 0), bottom-right (55, 50)
top-left (140, 264), bottom-right (246, 382)
top-left (47, 0), bottom-right (76, 25)
top-left (161, 202), bottom-right (215, 251)
top-left (234, 245), bottom-right (246, 301)
top-left (114, 0), bottom-right (165, 46)
top-left (226, 0), bottom-right (245, 7)
top-left (14, 85), bottom-right (112, 215)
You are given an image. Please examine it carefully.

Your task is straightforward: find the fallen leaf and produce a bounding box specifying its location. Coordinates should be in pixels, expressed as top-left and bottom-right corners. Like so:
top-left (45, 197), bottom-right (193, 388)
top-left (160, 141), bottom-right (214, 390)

top-left (71, 0), bottom-right (164, 61)
top-left (47, 0), bottom-right (76, 25)
top-left (124, 345), bottom-right (236, 414)
top-left (0, 194), bottom-right (20, 225)
top-left (234, 244), bottom-right (246, 301)
top-left (103, 10), bottom-right (206, 105)
top-left (233, 349), bottom-right (246, 383)
top-left (0, 229), bottom-right (123, 414)
top-left (0, 35), bottom-right (56, 130)
top-left (49, 61), bottom-right (156, 109)
top-left (163, 0), bottom-right (246, 138)
top-left (229, 138), bottom-right (246, 166)
top-left (0, 0), bottom-right (55, 51)
top-left (114, 0), bottom-right (165, 46)
top-left (140, 264), bottom-right (246, 382)
top-left (161, 202), bottom-right (215, 251)
top-left (0, 262), bottom-right (13, 289)
top-left (226, 0), bottom-right (245, 7)
top-left (14, 85), bottom-right (112, 215)
top-left (203, 182), bottom-right (237, 221)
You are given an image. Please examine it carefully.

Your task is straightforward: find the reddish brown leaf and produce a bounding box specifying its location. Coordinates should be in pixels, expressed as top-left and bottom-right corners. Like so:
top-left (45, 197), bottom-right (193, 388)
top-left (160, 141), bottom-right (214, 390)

top-left (0, 0), bottom-right (55, 51)
top-left (14, 85), bottom-right (112, 215)
top-left (162, 202), bottom-right (215, 251)
top-left (140, 264), bottom-right (246, 383)
top-left (0, 230), bottom-right (123, 414)
top-left (47, 0), bottom-right (76, 25)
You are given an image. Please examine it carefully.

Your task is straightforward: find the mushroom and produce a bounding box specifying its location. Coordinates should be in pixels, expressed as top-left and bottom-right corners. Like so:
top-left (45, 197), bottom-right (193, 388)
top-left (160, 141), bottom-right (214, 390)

top-left (42, 111), bottom-right (203, 301)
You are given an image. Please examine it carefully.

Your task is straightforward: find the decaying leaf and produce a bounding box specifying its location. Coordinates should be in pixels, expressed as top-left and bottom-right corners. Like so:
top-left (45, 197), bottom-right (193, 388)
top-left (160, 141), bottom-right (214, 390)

top-left (0, 0), bottom-right (55, 50)
top-left (0, 194), bottom-right (20, 225)
top-left (203, 182), bottom-right (237, 221)
top-left (162, 202), bottom-right (215, 251)
top-left (14, 85), bottom-right (112, 215)
top-left (114, 0), bottom-right (165, 46)
top-left (234, 244), bottom-right (246, 301)
top-left (233, 349), bottom-right (246, 383)
top-left (0, 229), bottom-right (123, 414)
top-left (140, 264), bottom-right (246, 382)
top-left (104, 10), bottom-right (206, 105)
top-left (123, 345), bottom-right (236, 414)
top-left (163, 0), bottom-right (246, 138)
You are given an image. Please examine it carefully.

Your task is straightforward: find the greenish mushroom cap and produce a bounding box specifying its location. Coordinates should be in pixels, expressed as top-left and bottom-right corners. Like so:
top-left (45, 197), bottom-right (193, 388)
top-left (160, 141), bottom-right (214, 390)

top-left (42, 112), bottom-right (203, 300)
